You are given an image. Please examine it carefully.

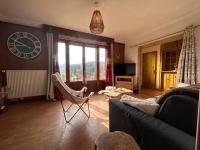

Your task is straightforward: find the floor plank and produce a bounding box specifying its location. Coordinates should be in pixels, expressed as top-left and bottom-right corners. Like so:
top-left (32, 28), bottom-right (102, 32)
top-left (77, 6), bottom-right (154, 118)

top-left (0, 89), bottom-right (163, 150)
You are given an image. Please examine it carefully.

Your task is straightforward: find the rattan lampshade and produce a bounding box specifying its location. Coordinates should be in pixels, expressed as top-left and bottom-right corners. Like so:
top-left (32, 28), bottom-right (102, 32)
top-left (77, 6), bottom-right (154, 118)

top-left (90, 10), bottom-right (104, 34)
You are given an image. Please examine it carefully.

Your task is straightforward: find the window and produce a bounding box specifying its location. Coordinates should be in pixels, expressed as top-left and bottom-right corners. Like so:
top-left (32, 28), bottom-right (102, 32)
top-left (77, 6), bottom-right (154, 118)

top-left (69, 45), bottom-right (83, 81)
top-left (57, 41), bottom-right (107, 83)
top-left (99, 48), bottom-right (106, 80)
top-left (58, 42), bottom-right (66, 81)
top-left (85, 47), bottom-right (96, 80)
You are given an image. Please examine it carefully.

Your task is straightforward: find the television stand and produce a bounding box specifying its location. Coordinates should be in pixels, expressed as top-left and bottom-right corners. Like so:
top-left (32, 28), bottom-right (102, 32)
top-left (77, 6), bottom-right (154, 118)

top-left (115, 76), bottom-right (134, 90)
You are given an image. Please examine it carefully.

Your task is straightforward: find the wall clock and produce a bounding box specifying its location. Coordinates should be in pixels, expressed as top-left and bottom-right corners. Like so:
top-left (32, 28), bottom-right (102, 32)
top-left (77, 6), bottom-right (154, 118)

top-left (7, 32), bottom-right (42, 60)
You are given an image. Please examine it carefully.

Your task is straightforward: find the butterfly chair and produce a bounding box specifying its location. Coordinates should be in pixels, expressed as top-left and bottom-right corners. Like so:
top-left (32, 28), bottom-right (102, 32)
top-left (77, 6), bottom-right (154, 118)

top-left (52, 72), bottom-right (94, 123)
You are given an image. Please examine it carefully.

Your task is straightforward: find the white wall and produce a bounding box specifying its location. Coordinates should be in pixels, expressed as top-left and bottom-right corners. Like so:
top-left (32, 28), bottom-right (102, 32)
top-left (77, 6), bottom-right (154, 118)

top-left (124, 45), bottom-right (139, 84)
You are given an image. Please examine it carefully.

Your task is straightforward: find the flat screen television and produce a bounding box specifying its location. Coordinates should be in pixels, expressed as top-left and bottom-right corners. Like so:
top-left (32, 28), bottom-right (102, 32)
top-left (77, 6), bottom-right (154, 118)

top-left (114, 63), bottom-right (136, 76)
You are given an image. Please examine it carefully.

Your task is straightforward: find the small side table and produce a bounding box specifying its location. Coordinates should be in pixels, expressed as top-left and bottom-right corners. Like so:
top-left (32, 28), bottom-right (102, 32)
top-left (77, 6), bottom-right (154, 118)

top-left (95, 131), bottom-right (141, 150)
top-left (98, 86), bottom-right (133, 99)
top-left (0, 86), bottom-right (9, 111)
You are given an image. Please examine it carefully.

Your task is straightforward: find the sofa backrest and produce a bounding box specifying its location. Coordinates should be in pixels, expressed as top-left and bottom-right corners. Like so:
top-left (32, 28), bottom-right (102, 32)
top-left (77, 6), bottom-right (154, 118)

top-left (156, 95), bottom-right (198, 136)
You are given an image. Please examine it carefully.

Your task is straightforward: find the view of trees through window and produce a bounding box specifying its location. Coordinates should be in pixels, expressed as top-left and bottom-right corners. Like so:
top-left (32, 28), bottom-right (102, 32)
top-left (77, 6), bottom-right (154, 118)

top-left (85, 47), bottom-right (96, 80)
top-left (69, 45), bottom-right (83, 81)
top-left (58, 42), bottom-right (106, 82)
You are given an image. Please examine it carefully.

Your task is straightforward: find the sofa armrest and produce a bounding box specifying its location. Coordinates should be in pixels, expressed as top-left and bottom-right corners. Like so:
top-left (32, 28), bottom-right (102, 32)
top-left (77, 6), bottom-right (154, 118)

top-left (109, 99), bottom-right (195, 150)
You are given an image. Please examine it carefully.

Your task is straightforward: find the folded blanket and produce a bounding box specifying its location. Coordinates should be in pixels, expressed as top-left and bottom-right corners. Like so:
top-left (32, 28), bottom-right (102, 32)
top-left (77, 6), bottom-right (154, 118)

top-left (120, 95), bottom-right (160, 115)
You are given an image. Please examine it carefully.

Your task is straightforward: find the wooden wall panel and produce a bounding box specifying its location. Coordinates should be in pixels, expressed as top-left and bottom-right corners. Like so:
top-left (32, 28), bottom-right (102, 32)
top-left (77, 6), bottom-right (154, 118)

top-left (0, 21), bottom-right (48, 70)
top-left (113, 42), bottom-right (125, 65)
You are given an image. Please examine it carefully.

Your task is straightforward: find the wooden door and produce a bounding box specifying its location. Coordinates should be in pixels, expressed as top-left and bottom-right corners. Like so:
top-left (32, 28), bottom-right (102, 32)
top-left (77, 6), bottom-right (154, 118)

top-left (142, 52), bottom-right (157, 89)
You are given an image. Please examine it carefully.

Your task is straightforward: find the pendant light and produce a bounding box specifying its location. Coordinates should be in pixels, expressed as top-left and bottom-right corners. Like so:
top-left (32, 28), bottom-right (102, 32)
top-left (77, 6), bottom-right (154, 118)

top-left (89, 0), bottom-right (104, 34)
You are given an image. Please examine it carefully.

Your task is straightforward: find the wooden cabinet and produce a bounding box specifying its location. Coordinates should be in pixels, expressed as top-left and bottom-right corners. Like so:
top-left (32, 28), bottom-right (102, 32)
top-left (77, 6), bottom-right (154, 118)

top-left (161, 72), bottom-right (177, 91)
top-left (162, 50), bottom-right (179, 71)
top-left (113, 42), bottom-right (125, 65)
top-left (161, 40), bottom-right (182, 71)
top-left (161, 40), bottom-right (182, 91)
top-left (115, 76), bottom-right (134, 90)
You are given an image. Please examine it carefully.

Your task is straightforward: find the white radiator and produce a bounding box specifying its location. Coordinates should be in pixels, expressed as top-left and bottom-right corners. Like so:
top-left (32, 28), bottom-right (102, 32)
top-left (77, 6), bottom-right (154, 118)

top-left (6, 70), bottom-right (47, 99)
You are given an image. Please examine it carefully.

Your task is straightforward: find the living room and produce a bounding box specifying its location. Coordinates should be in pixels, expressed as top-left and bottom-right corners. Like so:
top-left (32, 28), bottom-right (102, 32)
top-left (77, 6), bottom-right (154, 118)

top-left (0, 0), bottom-right (200, 150)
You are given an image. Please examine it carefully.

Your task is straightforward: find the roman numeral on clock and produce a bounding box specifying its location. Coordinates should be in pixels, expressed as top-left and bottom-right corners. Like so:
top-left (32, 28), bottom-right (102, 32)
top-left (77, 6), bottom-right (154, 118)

top-left (8, 43), bottom-right (14, 47)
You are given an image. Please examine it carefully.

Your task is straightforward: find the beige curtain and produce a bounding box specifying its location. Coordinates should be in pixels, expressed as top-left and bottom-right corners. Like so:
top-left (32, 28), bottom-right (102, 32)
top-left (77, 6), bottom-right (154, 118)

top-left (46, 32), bottom-right (55, 100)
top-left (177, 26), bottom-right (196, 85)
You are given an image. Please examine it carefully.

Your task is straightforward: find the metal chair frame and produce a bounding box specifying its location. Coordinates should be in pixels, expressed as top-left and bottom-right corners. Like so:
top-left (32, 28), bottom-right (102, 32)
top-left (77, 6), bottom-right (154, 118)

top-left (53, 73), bottom-right (92, 124)
top-left (59, 94), bottom-right (90, 123)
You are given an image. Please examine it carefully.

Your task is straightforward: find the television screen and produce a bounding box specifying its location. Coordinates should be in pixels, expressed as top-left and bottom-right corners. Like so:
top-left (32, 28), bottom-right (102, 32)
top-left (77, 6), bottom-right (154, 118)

top-left (114, 63), bottom-right (136, 76)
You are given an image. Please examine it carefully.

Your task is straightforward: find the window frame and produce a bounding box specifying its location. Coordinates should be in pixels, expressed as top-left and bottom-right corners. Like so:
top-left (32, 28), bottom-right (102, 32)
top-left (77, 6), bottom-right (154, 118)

top-left (98, 47), bottom-right (107, 81)
top-left (69, 44), bottom-right (84, 82)
top-left (57, 41), bottom-right (67, 82)
top-left (85, 45), bottom-right (97, 81)
top-left (57, 40), bottom-right (106, 83)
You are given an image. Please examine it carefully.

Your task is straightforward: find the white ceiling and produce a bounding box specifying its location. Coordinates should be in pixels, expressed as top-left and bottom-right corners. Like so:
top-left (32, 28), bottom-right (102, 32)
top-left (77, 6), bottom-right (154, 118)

top-left (0, 0), bottom-right (200, 45)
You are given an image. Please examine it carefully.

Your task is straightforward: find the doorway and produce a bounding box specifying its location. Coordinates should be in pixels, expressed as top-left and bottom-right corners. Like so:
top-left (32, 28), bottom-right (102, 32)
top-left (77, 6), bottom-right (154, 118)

top-left (142, 52), bottom-right (157, 89)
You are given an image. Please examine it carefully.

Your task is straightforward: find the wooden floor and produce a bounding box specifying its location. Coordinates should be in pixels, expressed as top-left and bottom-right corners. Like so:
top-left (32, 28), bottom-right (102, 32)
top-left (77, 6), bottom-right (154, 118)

top-left (0, 89), bottom-right (163, 150)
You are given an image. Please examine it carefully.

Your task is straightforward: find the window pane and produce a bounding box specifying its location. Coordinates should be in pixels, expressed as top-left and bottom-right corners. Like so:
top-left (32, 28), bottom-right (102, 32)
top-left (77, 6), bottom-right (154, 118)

top-left (99, 48), bottom-right (106, 80)
top-left (69, 45), bottom-right (83, 81)
top-left (85, 47), bottom-right (96, 80)
top-left (58, 42), bottom-right (66, 82)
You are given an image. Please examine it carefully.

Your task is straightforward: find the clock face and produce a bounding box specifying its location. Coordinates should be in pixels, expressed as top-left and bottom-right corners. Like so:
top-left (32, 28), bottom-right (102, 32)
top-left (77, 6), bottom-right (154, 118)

top-left (7, 32), bottom-right (42, 60)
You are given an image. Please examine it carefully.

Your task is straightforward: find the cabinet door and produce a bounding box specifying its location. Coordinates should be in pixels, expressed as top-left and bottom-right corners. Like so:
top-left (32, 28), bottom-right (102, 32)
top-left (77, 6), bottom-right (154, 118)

top-left (162, 73), bottom-right (177, 91)
top-left (170, 74), bottom-right (174, 88)
top-left (168, 73), bottom-right (177, 88)
top-left (163, 73), bottom-right (168, 91)
top-left (171, 73), bottom-right (176, 87)
top-left (113, 42), bottom-right (125, 64)
top-left (173, 74), bottom-right (177, 87)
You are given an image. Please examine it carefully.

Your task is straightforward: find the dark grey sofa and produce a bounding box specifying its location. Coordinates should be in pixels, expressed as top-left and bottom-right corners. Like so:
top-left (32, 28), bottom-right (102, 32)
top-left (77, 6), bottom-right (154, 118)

top-left (109, 87), bottom-right (199, 150)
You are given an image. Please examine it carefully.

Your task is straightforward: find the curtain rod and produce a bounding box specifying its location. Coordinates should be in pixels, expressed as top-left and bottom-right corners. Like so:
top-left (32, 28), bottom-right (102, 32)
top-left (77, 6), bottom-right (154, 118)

top-left (130, 25), bottom-right (200, 48)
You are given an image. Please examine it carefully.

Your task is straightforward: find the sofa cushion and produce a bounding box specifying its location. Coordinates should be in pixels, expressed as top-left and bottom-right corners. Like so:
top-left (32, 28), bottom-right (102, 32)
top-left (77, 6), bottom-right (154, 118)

top-left (156, 95), bottom-right (198, 136)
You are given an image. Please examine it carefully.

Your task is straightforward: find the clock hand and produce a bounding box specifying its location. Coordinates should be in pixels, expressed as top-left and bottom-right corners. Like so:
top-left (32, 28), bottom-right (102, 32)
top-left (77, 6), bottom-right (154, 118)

top-left (15, 41), bottom-right (31, 49)
top-left (15, 45), bottom-right (32, 51)
top-left (15, 41), bottom-right (27, 46)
